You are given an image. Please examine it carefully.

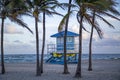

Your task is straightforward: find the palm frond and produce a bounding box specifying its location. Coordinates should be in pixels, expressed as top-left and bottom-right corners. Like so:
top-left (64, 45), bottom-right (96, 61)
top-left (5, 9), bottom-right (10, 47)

top-left (76, 12), bottom-right (89, 33)
top-left (84, 13), bottom-right (103, 38)
top-left (76, 12), bottom-right (80, 23)
top-left (82, 24), bottom-right (90, 33)
top-left (94, 0), bottom-right (109, 9)
top-left (8, 16), bottom-right (33, 34)
top-left (101, 11), bottom-right (120, 21)
top-left (58, 14), bottom-right (67, 32)
top-left (25, 0), bottom-right (34, 8)
top-left (12, 9), bottom-right (33, 18)
top-left (42, 9), bottom-right (63, 17)
top-left (95, 14), bottom-right (115, 29)
top-left (58, 11), bottom-right (73, 32)
top-left (108, 7), bottom-right (120, 15)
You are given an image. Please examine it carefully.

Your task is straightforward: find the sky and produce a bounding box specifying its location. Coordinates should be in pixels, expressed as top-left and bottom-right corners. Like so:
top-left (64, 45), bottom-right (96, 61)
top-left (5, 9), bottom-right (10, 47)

top-left (0, 0), bottom-right (120, 54)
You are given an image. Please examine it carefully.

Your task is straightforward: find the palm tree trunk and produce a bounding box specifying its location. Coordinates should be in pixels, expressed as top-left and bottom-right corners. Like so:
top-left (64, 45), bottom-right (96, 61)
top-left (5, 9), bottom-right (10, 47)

top-left (63, 0), bottom-right (72, 74)
top-left (35, 17), bottom-right (41, 76)
top-left (88, 10), bottom-right (95, 71)
top-left (1, 18), bottom-right (5, 74)
top-left (40, 11), bottom-right (46, 74)
top-left (75, 16), bottom-right (83, 78)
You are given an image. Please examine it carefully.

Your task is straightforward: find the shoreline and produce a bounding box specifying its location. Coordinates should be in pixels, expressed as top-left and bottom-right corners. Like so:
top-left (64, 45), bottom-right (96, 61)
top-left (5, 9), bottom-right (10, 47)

top-left (3, 58), bottom-right (120, 64)
top-left (2, 54), bottom-right (120, 64)
top-left (1, 59), bottom-right (120, 80)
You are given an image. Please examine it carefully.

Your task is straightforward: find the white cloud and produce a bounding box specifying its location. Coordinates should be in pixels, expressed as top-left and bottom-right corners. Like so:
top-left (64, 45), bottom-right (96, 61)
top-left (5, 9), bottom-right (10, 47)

top-left (13, 40), bottom-right (23, 44)
top-left (67, 23), bottom-right (120, 54)
top-left (69, 24), bottom-right (97, 40)
top-left (4, 42), bottom-right (35, 54)
top-left (94, 38), bottom-right (120, 47)
top-left (1, 2), bottom-right (120, 54)
top-left (3, 23), bottom-right (23, 34)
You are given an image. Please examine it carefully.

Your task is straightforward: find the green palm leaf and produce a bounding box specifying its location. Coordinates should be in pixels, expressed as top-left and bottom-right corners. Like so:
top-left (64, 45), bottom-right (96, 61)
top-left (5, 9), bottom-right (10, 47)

top-left (8, 16), bottom-right (33, 34)
top-left (58, 11), bottom-right (73, 32)
top-left (95, 14), bottom-right (115, 28)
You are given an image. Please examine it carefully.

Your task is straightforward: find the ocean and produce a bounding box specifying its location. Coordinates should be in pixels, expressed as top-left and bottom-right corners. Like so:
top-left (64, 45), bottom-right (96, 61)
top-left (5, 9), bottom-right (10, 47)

top-left (0, 54), bottom-right (120, 63)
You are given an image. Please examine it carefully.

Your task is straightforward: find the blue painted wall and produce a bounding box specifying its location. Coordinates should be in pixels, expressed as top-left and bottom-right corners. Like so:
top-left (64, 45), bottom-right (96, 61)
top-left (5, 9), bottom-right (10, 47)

top-left (57, 36), bottom-right (74, 52)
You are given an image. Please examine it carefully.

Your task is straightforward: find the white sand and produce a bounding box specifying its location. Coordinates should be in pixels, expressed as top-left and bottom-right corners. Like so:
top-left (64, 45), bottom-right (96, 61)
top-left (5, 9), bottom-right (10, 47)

top-left (0, 59), bottom-right (120, 80)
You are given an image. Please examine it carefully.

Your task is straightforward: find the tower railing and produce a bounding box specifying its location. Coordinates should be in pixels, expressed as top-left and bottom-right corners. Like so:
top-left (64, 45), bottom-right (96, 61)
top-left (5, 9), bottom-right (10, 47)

top-left (47, 44), bottom-right (79, 54)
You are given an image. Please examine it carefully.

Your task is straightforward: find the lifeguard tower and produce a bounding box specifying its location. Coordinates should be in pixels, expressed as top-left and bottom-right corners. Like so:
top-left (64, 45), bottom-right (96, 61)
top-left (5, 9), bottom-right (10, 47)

top-left (46, 31), bottom-right (79, 64)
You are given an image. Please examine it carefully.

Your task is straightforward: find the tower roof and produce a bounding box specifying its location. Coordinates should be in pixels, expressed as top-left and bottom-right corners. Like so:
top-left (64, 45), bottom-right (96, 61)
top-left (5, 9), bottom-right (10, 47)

top-left (50, 31), bottom-right (79, 37)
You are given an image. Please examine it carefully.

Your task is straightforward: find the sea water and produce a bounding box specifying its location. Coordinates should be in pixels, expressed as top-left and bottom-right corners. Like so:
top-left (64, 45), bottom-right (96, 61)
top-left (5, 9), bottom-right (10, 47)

top-left (0, 54), bottom-right (120, 63)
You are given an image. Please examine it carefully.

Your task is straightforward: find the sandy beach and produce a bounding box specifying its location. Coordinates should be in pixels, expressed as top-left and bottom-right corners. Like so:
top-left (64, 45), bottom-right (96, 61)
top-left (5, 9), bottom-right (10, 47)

top-left (0, 59), bottom-right (120, 80)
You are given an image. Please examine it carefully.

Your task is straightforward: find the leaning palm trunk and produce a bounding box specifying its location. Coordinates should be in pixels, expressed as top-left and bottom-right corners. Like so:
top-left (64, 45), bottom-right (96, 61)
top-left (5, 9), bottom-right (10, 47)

top-left (88, 10), bottom-right (95, 71)
top-left (75, 16), bottom-right (83, 78)
top-left (1, 18), bottom-right (5, 74)
top-left (35, 17), bottom-right (41, 76)
top-left (40, 11), bottom-right (46, 74)
top-left (63, 0), bottom-right (72, 74)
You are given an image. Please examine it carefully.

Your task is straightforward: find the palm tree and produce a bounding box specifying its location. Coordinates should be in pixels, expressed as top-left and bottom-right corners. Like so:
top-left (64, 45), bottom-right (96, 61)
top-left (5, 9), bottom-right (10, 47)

top-left (88, 0), bottom-right (120, 71)
top-left (40, 11), bottom-right (45, 74)
top-left (58, 0), bottom-right (98, 77)
top-left (1, 12), bottom-right (5, 74)
top-left (72, 0), bottom-right (120, 73)
top-left (40, 0), bottom-right (64, 74)
top-left (88, 10), bottom-right (95, 71)
top-left (63, 0), bottom-right (72, 74)
top-left (58, 0), bottom-right (77, 74)
top-left (74, 0), bottom-right (88, 77)
top-left (74, 0), bottom-right (103, 77)
top-left (34, 7), bottom-right (41, 76)
top-left (0, 0), bottom-right (32, 74)
top-left (26, 0), bottom-right (63, 75)
top-left (74, 9), bottom-right (83, 78)
top-left (26, 0), bottom-right (44, 76)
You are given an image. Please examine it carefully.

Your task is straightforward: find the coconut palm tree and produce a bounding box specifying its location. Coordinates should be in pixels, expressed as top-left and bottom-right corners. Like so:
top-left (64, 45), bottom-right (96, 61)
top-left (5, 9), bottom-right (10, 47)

top-left (88, 10), bottom-right (95, 71)
top-left (40, 11), bottom-right (45, 74)
top-left (88, 0), bottom-right (120, 71)
top-left (34, 6), bottom-right (41, 76)
top-left (63, 0), bottom-right (72, 74)
top-left (58, 0), bottom-right (78, 74)
top-left (73, 0), bottom-right (120, 73)
top-left (26, 0), bottom-right (63, 75)
top-left (58, 1), bottom-right (88, 77)
top-left (0, 0), bottom-right (32, 74)
top-left (25, 0), bottom-right (46, 76)
top-left (73, 0), bottom-right (89, 77)
top-left (40, 0), bottom-right (64, 74)
top-left (73, 0), bottom-right (103, 77)
top-left (74, 8), bottom-right (84, 78)
top-left (58, 0), bottom-right (98, 77)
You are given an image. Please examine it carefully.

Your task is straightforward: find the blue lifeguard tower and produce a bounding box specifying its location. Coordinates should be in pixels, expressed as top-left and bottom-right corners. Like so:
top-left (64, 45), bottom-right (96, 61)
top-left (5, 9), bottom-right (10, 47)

top-left (46, 31), bottom-right (79, 64)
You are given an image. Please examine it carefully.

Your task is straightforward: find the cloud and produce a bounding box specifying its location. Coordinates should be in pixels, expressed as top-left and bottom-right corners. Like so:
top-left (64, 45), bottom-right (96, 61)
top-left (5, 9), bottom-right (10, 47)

top-left (69, 24), bottom-right (120, 53)
top-left (30, 40), bottom-right (36, 44)
top-left (4, 43), bottom-right (36, 54)
top-left (78, 38), bottom-right (120, 54)
top-left (3, 23), bottom-right (23, 34)
top-left (4, 39), bottom-right (49, 54)
top-left (13, 40), bottom-right (23, 44)
top-left (69, 24), bottom-right (99, 40)
top-left (94, 38), bottom-right (120, 47)
top-left (103, 30), bottom-right (120, 41)
top-left (30, 39), bottom-right (42, 44)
